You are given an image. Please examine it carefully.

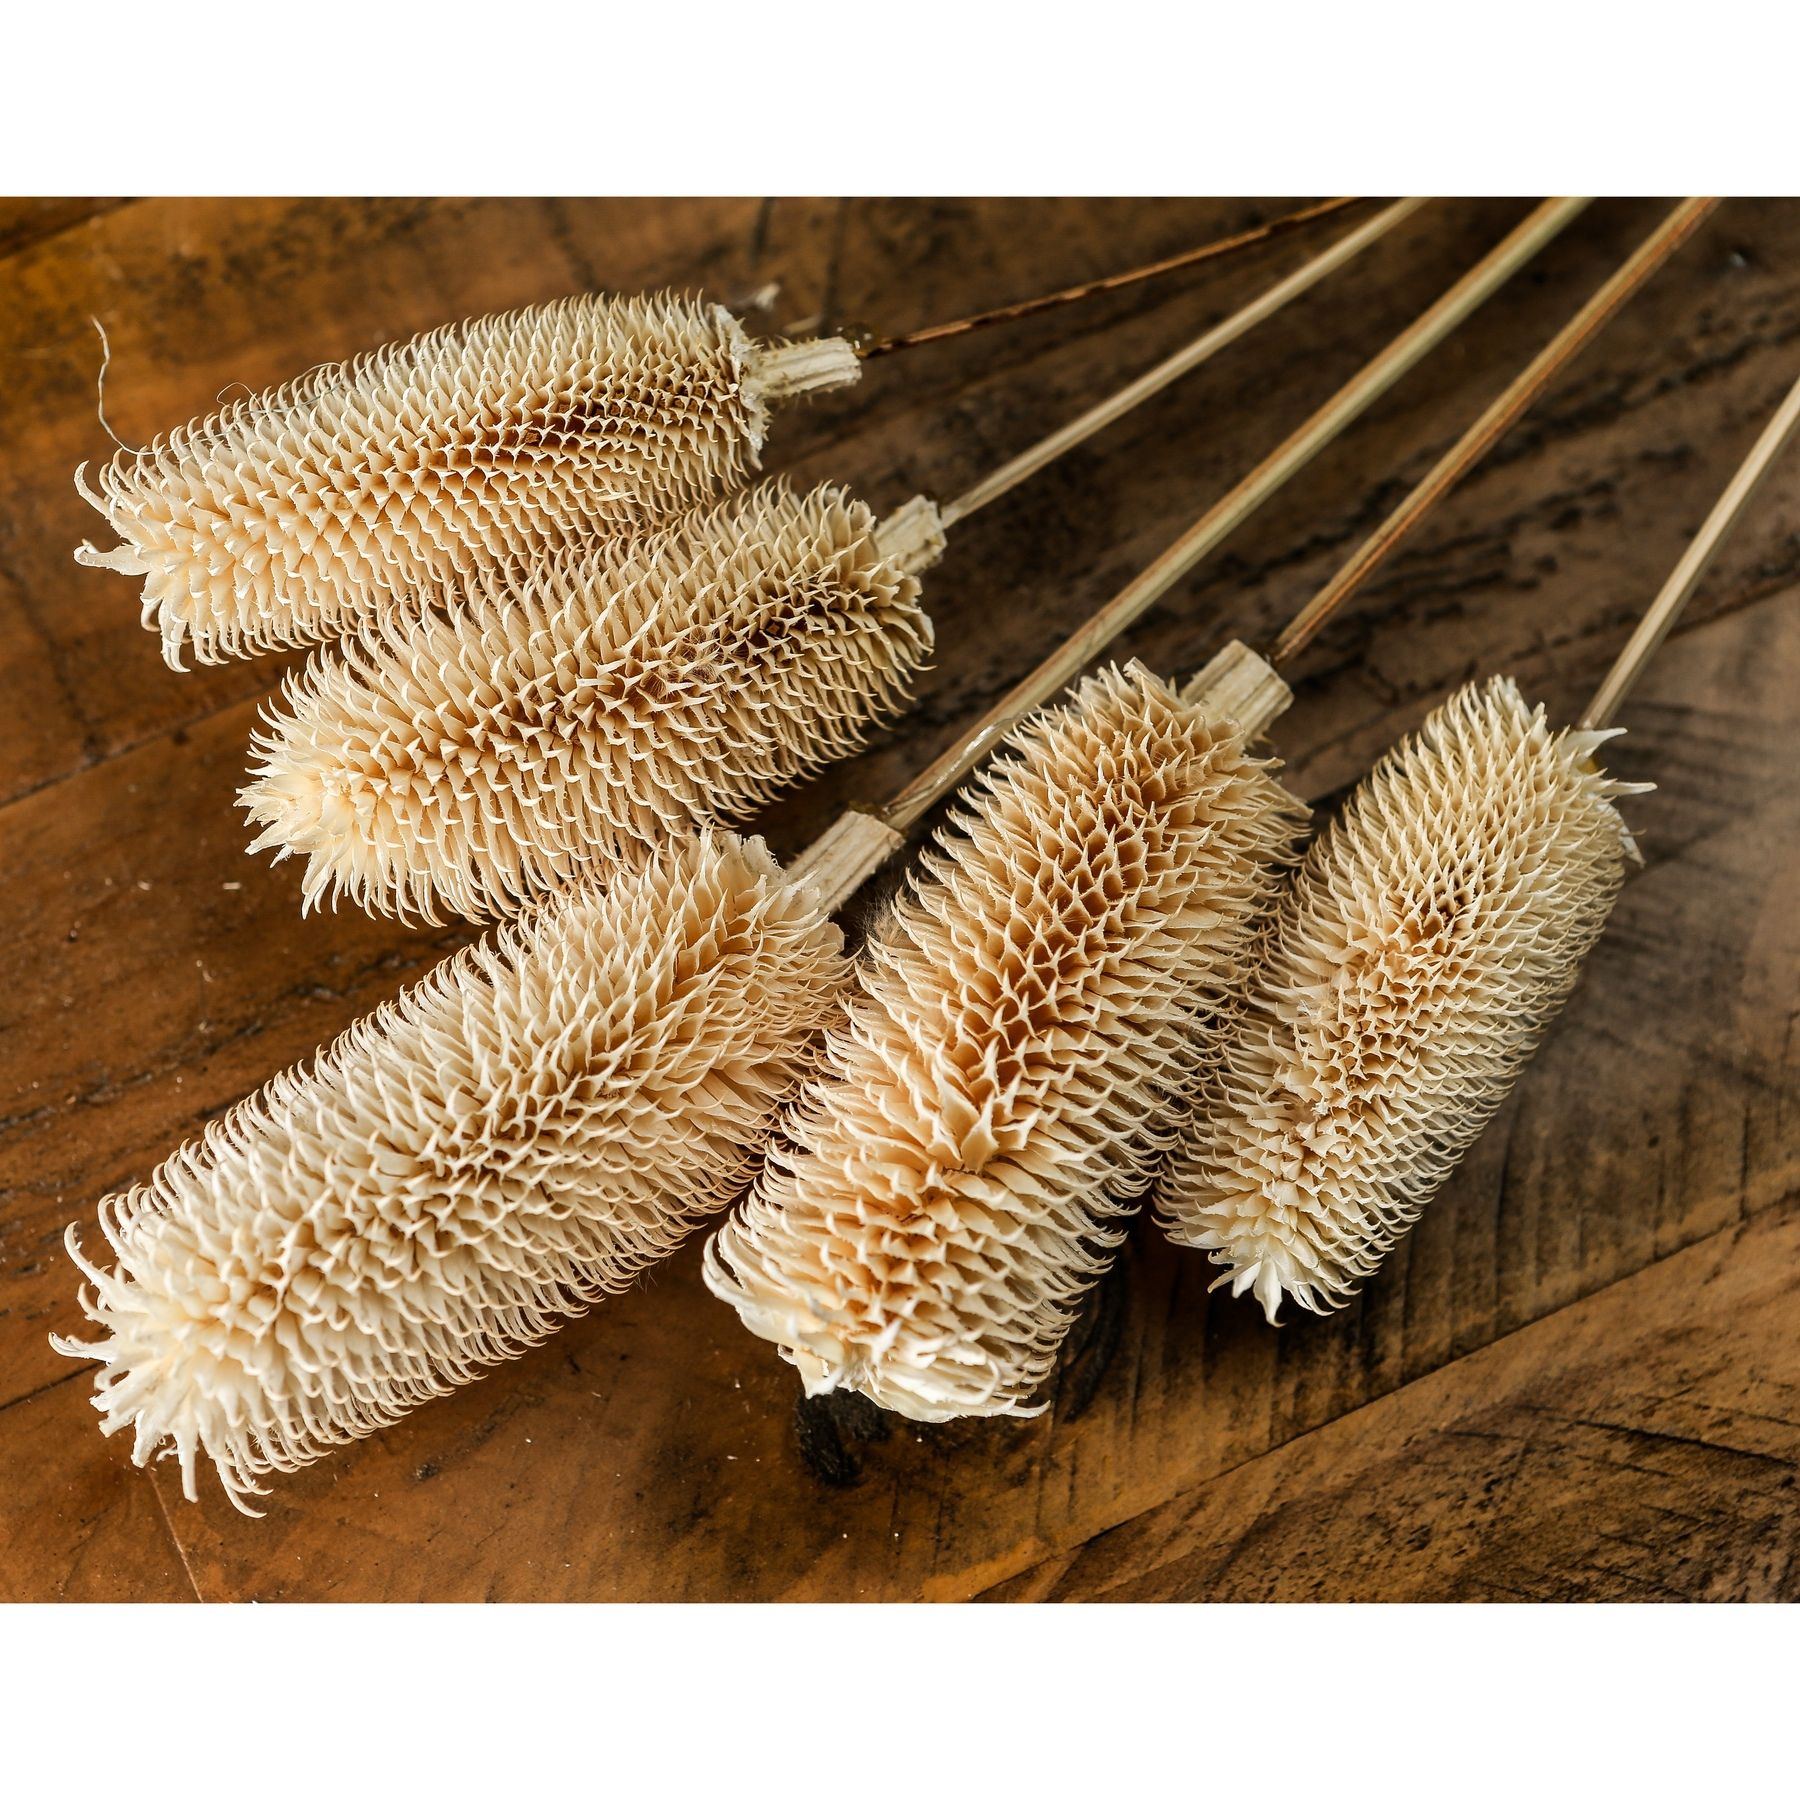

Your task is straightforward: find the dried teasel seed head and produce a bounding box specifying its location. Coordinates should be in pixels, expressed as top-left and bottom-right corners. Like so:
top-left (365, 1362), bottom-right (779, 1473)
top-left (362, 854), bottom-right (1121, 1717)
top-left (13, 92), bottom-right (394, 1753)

top-left (705, 663), bottom-right (1308, 1421)
top-left (51, 832), bottom-right (849, 1513)
top-left (1158, 676), bottom-right (1646, 1324)
top-left (73, 294), bottom-right (860, 668)
top-left (238, 481), bottom-right (934, 924)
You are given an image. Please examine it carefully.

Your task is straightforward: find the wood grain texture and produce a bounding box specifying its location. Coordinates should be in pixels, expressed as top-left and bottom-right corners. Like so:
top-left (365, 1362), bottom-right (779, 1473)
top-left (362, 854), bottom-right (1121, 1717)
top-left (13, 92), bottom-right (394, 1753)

top-left (977, 1207), bottom-right (1800, 1602)
top-left (0, 198), bottom-right (1795, 1602)
top-left (0, 1369), bottom-right (199, 1602)
top-left (0, 198), bottom-right (133, 261)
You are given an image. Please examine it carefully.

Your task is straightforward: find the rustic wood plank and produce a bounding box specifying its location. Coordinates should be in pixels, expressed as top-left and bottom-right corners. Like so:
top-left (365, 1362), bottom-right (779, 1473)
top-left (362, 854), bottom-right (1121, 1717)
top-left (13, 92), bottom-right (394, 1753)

top-left (3, 199), bottom-right (1797, 1601)
top-left (976, 1204), bottom-right (1800, 1602)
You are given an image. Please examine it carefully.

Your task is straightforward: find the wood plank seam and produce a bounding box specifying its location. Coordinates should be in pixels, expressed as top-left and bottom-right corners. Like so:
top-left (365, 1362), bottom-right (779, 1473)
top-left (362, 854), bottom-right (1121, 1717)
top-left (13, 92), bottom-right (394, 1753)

top-left (0, 1364), bottom-right (87, 1418)
top-left (0, 680), bottom-right (277, 817)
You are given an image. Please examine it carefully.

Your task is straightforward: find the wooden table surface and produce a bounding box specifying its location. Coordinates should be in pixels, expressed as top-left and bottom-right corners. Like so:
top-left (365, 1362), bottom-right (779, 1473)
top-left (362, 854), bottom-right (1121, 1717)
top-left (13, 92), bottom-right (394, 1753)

top-left (1, 197), bottom-right (1796, 1603)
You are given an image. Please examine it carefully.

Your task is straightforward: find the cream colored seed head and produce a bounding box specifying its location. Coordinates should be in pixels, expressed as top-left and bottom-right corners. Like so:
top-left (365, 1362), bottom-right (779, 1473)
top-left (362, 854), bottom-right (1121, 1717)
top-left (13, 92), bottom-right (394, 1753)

top-left (1159, 676), bottom-right (1645, 1323)
top-left (238, 481), bottom-right (933, 925)
top-left (52, 831), bottom-right (849, 1513)
top-left (705, 662), bottom-right (1308, 1422)
top-left (73, 293), bottom-right (860, 668)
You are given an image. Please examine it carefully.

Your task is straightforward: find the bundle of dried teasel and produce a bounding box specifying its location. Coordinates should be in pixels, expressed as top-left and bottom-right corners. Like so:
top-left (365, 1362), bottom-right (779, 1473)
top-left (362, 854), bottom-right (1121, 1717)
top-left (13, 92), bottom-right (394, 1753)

top-left (50, 217), bottom-right (1477, 1499)
top-left (55, 199), bottom-right (1621, 1494)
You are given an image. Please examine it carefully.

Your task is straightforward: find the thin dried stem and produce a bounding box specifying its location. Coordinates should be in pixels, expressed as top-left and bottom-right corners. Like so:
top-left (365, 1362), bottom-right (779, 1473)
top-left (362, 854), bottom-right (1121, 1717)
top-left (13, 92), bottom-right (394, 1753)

top-left (940, 200), bottom-right (1426, 529)
top-left (876, 198), bottom-right (1589, 839)
top-left (1584, 368), bottom-right (1800, 728)
top-left (1269, 197), bottom-right (1718, 668)
top-left (858, 198), bottom-right (1369, 358)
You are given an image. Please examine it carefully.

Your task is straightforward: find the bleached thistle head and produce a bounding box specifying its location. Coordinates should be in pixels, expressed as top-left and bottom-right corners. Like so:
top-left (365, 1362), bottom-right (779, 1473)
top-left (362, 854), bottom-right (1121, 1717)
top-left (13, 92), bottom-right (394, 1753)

top-left (52, 831), bottom-right (849, 1513)
top-left (1158, 676), bottom-right (1646, 1323)
top-left (705, 662), bottom-right (1308, 1422)
top-left (72, 293), bottom-right (860, 668)
top-left (238, 481), bottom-right (934, 924)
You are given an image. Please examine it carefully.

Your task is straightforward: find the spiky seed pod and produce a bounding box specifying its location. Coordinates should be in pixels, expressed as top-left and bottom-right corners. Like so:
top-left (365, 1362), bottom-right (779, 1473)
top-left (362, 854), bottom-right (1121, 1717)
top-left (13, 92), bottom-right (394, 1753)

top-left (51, 832), bottom-right (849, 1513)
top-left (238, 481), bottom-right (934, 925)
top-left (704, 662), bottom-right (1309, 1422)
top-left (73, 294), bottom-right (861, 668)
top-left (1158, 676), bottom-right (1644, 1323)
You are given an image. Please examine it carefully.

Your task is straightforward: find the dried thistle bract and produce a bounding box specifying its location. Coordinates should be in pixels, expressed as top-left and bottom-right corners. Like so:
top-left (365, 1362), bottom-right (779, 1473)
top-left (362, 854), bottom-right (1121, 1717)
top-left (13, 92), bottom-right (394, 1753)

top-left (1158, 676), bottom-right (1643, 1321)
top-left (706, 663), bottom-right (1307, 1420)
top-left (75, 294), bottom-right (859, 667)
top-left (54, 832), bottom-right (849, 1511)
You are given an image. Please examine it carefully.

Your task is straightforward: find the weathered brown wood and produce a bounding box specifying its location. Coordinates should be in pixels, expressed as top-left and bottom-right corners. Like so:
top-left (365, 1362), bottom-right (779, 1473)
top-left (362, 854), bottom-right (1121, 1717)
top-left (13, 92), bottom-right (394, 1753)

top-left (977, 1206), bottom-right (1800, 1602)
top-left (0, 198), bottom-right (133, 261)
top-left (0, 698), bottom-right (475, 1414)
top-left (1, 198), bottom-right (1796, 1601)
top-left (0, 1369), bottom-right (198, 1601)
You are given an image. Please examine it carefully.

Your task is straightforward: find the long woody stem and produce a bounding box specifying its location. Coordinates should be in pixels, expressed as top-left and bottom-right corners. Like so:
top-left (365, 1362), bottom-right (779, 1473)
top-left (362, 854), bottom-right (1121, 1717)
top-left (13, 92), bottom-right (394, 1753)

top-left (1583, 369), bottom-right (1800, 730)
top-left (787, 200), bottom-right (1589, 915)
top-left (877, 198), bottom-right (1588, 841)
top-left (1268, 197), bottom-right (1718, 668)
top-left (939, 199), bottom-right (1426, 530)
